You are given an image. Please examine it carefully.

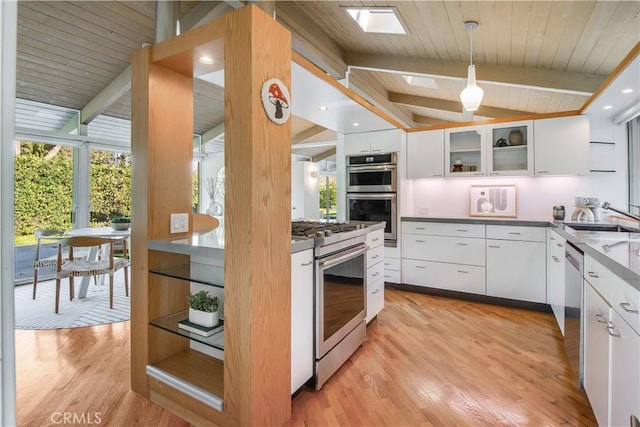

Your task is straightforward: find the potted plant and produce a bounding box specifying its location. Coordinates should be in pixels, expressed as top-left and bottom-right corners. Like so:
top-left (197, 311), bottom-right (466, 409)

top-left (186, 290), bottom-right (220, 327)
top-left (110, 216), bottom-right (131, 231)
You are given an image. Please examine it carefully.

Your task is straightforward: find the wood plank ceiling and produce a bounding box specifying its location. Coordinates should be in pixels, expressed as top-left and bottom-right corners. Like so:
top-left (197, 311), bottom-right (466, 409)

top-left (14, 1), bottom-right (640, 154)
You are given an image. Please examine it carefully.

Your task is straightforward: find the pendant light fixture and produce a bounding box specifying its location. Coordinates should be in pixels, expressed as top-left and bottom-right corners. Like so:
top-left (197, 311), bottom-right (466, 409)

top-left (460, 21), bottom-right (483, 112)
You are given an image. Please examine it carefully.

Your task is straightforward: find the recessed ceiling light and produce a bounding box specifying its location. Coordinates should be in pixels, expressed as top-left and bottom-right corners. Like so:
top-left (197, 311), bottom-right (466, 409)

top-left (403, 75), bottom-right (438, 89)
top-left (621, 88), bottom-right (633, 94)
top-left (345, 8), bottom-right (406, 34)
top-left (603, 105), bottom-right (613, 110)
top-left (198, 56), bottom-right (215, 64)
top-left (353, 122), bottom-right (360, 127)
top-left (318, 106), bottom-right (328, 111)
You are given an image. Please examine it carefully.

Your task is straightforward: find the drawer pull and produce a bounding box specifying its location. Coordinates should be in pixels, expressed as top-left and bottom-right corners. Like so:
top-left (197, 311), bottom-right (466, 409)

top-left (606, 325), bottom-right (621, 337)
top-left (457, 243), bottom-right (468, 246)
top-left (556, 243), bottom-right (563, 247)
top-left (432, 174), bottom-right (443, 177)
top-left (508, 232), bottom-right (521, 235)
top-left (415, 227), bottom-right (425, 230)
top-left (488, 245), bottom-right (500, 249)
top-left (594, 313), bottom-right (608, 324)
top-left (371, 255), bottom-right (379, 259)
top-left (537, 170), bottom-right (550, 174)
top-left (457, 270), bottom-right (469, 274)
top-left (372, 237), bottom-right (379, 242)
top-left (587, 271), bottom-right (600, 278)
top-left (550, 237), bottom-right (556, 241)
top-left (489, 172), bottom-right (500, 175)
top-left (415, 240), bottom-right (426, 243)
top-left (474, 172), bottom-right (484, 176)
top-left (384, 262), bottom-right (390, 266)
top-left (372, 272), bottom-right (380, 277)
top-left (300, 261), bottom-right (313, 266)
top-left (372, 289), bottom-right (380, 294)
top-left (456, 229), bottom-right (468, 232)
top-left (416, 266), bottom-right (426, 269)
top-left (384, 275), bottom-right (390, 278)
top-left (620, 302), bottom-right (639, 314)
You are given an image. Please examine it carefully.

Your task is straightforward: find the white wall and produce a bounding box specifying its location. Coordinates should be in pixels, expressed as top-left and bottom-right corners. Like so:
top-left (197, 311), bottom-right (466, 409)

top-left (0, 1), bottom-right (17, 424)
top-left (405, 120), bottom-right (628, 220)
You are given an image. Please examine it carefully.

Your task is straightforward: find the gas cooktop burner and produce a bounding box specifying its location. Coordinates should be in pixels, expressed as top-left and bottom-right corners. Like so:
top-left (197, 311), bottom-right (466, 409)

top-left (291, 221), bottom-right (365, 238)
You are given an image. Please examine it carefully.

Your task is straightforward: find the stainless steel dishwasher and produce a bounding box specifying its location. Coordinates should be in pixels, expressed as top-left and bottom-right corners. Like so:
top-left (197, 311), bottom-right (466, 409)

top-left (564, 242), bottom-right (584, 388)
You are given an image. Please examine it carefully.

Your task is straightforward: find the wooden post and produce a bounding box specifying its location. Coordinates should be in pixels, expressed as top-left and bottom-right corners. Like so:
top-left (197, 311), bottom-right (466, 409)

top-left (223, 5), bottom-right (292, 426)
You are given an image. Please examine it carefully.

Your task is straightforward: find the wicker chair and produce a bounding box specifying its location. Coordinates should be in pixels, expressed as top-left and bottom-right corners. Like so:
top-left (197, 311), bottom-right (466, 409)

top-left (54, 236), bottom-right (130, 313)
top-left (32, 229), bottom-right (67, 299)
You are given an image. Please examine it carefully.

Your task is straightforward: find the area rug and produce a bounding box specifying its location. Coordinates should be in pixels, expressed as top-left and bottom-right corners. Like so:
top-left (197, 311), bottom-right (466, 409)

top-left (14, 274), bottom-right (130, 329)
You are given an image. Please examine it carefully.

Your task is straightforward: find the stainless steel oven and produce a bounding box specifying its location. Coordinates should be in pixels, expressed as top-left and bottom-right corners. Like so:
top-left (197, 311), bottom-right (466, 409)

top-left (315, 239), bottom-right (367, 390)
top-left (346, 193), bottom-right (397, 243)
top-left (346, 153), bottom-right (397, 193)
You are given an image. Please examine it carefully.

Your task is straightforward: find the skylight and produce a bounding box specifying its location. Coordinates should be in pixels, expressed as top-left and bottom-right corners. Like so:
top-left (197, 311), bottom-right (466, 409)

top-left (345, 8), bottom-right (406, 34)
top-left (403, 75), bottom-right (438, 89)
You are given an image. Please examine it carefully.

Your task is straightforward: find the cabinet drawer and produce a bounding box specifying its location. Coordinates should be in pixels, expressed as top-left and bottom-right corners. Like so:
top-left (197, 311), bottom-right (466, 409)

top-left (367, 244), bottom-right (384, 267)
top-left (383, 257), bottom-right (401, 271)
top-left (402, 221), bottom-right (485, 238)
top-left (486, 225), bottom-right (546, 242)
top-left (402, 234), bottom-right (485, 266)
top-left (367, 229), bottom-right (384, 248)
top-left (367, 260), bottom-right (384, 285)
top-left (402, 259), bottom-right (485, 295)
top-left (585, 255), bottom-right (640, 334)
top-left (383, 269), bottom-right (401, 284)
top-left (367, 277), bottom-right (385, 321)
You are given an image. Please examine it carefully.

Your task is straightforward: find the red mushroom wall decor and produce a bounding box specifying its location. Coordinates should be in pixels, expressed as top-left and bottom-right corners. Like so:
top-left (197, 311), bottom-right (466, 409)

top-left (261, 78), bottom-right (291, 124)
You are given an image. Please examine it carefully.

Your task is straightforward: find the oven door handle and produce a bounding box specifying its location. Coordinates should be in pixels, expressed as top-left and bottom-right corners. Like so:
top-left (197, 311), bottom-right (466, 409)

top-left (347, 164), bottom-right (397, 172)
top-left (318, 244), bottom-right (367, 269)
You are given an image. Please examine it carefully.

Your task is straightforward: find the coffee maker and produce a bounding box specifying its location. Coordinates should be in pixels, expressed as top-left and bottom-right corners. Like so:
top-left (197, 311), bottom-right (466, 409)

top-left (570, 197), bottom-right (601, 222)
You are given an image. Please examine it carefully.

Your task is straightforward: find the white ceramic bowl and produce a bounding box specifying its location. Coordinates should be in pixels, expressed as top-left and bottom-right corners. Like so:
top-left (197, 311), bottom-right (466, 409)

top-left (110, 222), bottom-right (130, 231)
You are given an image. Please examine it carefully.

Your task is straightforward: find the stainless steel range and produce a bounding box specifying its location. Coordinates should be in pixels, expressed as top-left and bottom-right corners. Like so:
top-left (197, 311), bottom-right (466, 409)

top-left (291, 221), bottom-right (368, 390)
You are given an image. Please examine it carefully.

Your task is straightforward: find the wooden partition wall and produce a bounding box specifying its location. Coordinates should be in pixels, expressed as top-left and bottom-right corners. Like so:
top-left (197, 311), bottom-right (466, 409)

top-left (131, 6), bottom-right (292, 426)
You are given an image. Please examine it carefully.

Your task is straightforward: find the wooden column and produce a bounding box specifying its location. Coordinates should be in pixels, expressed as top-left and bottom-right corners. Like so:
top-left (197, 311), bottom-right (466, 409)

top-left (131, 46), bottom-right (194, 396)
top-left (223, 6), bottom-right (292, 426)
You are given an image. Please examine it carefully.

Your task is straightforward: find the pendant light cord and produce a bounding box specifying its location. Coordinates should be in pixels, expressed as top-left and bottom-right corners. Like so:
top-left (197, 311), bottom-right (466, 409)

top-left (468, 26), bottom-right (473, 66)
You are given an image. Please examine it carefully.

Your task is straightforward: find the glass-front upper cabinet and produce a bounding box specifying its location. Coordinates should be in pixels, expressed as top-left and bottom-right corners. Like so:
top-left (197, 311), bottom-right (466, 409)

top-left (486, 120), bottom-right (534, 176)
top-left (445, 125), bottom-right (487, 177)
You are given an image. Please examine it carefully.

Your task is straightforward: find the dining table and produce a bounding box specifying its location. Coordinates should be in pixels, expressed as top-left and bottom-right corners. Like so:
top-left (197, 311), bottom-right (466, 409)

top-left (65, 227), bottom-right (130, 299)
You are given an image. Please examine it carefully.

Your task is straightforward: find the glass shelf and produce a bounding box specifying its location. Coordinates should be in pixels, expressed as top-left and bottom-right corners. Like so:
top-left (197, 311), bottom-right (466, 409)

top-left (491, 145), bottom-right (527, 151)
top-left (450, 148), bottom-right (481, 153)
top-left (149, 263), bottom-right (224, 288)
top-left (150, 310), bottom-right (225, 350)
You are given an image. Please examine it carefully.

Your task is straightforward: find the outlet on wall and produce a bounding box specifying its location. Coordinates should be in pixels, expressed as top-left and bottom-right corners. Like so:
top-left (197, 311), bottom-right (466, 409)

top-left (170, 213), bottom-right (189, 233)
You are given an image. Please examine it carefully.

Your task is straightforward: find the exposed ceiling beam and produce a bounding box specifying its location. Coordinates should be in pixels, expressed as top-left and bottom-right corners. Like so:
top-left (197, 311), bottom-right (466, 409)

top-left (312, 147), bottom-right (336, 162)
top-left (276, 2), bottom-right (346, 80)
top-left (222, 0), bottom-right (245, 9)
top-left (389, 92), bottom-right (530, 119)
top-left (292, 125), bottom-right (327, 145)
top-left (181, 1), bottom-right (232, 30)
top-left (201, 121), bottom-right (225, 145)
top-left (412, 114), bottom-right (452, 126)
top-left (345, 51), bottom-right (606, 96)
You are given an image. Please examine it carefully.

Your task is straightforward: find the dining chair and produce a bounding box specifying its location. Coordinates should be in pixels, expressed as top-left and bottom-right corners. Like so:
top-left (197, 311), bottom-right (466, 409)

top-left (54, 236), bottom-right (130, 313)
top-left (32, 229), bottom-right (67, 299)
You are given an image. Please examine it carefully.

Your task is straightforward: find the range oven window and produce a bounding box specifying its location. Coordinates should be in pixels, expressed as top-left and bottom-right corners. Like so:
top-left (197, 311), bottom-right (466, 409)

top-left (322, 253), bottom-right (365, 341)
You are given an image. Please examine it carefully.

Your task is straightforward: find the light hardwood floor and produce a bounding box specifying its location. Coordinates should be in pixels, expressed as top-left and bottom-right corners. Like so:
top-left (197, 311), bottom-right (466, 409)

top-left (16, 289), bottom-right (596, 426)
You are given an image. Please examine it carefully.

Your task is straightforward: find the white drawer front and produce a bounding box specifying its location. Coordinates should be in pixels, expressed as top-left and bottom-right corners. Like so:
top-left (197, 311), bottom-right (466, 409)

top-left (585, 255), bottom-right (640, 334)
top-left (367, 229), bottom-right (384, 248)
top-left (367, 277), bottom-right (385, 321)
top-left (402, 221), bottom-right (485, 238)
top-left (383, 257), bottom-right (401, 271)
top-left (367, 244), bottom-right (384, 267)
top-left (402, 234), bottom-right (485, 266)
top-left (367, 260), bottom-right (384, 285)
top-left (383, 269), bottom-right (401, 284)
top-left (486, 225), bottom-right (546, 242)
top-left (402, 259), bottom-right (485, 295)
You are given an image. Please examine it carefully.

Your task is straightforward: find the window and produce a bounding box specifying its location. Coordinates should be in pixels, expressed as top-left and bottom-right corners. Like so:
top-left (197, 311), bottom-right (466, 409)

top-left (629, 117), bottom-right (640, 211)
top-left (89, 150), bottom-right (132, 227)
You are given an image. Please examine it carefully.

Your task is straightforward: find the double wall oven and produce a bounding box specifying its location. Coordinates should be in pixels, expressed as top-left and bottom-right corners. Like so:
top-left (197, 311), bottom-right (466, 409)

top-left (346, 153), bottom-right (397, 245)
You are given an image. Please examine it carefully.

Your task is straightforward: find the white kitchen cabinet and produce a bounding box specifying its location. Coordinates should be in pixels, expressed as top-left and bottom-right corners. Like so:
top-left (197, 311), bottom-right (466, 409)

top-left (291, 249), bottom-right (314, 394)
top-left (486, 239), bottom-right (546, 303)
top-left (534, 115), bottom-right (589, 176)
top-left (546, 229), bottom-right (566, 334)
top-left (383, 256), bottom-right (401, 284)
top-left (402, 221), bottom-right (485, 238)
top-left (609, 309), bottom-right (640, 427)
top-left (445, 125), bottom-right (487, 177)
top-left (344, 129), bottom-right (401, 155)
top-left (366, 229), bottom-right (385, 322)
top-left (584, 282), bottom-right (612, 427)
top-left (402, 258), bottom-right (486, 294)
top-left (406, 129), bottom-right (445, 179)
top-left (486, 120), bottom-right (534, 176)
top-left (402, 234), bottom-right (485, 266)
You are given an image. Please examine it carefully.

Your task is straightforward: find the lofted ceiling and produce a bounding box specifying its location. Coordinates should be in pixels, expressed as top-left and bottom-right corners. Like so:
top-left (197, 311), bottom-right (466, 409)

top-left (14, 1), bottom-right (640, 161)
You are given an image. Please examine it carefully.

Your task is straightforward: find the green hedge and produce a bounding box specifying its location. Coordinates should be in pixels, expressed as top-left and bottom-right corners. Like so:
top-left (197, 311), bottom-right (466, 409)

top-left (14, 149), bottom-right (132, 243)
